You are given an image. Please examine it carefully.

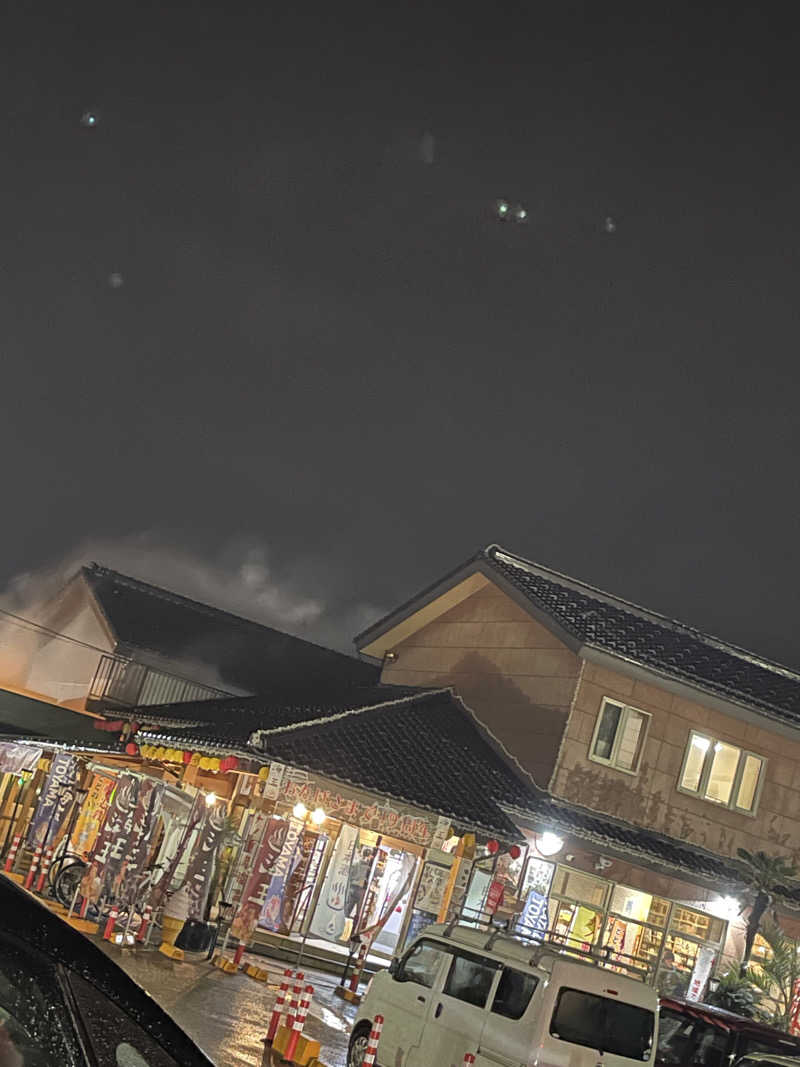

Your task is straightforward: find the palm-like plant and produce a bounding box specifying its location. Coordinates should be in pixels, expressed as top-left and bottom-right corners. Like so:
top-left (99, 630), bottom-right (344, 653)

top-left (737, 849), bottom-right (798, 974)
top-left (746, 919), bottom-right (800, 1030)
top-left (706, 968), bottom-right (760, 1017)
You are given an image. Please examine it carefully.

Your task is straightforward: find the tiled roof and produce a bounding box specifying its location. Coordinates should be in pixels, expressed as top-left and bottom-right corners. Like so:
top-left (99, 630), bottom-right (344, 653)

top-left (140, 688), bottom-right (526, 840)
top-left (483, 546), bottom-right (800, 726)
top-left (82, 563), bottom-right (378, 694)
top-left (129, 683), bottom-right (424, 732)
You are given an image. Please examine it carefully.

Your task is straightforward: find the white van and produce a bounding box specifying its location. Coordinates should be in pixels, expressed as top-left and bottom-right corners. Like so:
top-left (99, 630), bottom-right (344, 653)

top-left (348, 922), bottom-right (660, 1067)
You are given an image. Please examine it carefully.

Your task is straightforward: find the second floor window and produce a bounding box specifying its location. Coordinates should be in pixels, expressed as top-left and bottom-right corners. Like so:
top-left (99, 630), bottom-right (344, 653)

top-left (678, 730), bottom-right (765, 814)
top-left (589, 698), bottom-right (650, 775)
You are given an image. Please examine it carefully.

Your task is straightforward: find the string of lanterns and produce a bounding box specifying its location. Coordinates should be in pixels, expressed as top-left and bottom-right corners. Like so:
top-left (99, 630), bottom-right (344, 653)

top-left (130, 742), bottom-right (240, 773)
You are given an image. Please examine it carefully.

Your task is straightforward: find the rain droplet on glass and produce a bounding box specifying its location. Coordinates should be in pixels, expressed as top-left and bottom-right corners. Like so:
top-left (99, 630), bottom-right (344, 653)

top-left (604, 216), bottom-right (616, 233)
top-left (496, 199), bottom-right (510, 218)
top-left (108, 273), bottom-right (124, 289)
top-left (81, 111), bottom-right (98, 128)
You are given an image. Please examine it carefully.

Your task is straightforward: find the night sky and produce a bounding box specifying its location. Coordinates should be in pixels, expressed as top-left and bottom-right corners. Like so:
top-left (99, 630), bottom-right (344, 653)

top-left (2, 5), bottom-right (799, 663)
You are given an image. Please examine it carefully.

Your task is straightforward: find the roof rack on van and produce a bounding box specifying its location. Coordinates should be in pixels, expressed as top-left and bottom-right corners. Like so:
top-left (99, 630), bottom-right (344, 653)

top-left (448, 907), bottom-right (653, 983)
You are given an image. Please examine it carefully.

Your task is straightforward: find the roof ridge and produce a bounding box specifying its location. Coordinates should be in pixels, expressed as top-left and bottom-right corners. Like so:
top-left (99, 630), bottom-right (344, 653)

top-left (82, 562), bottom-right (362, 665)
top-left (486, 545), bottom-right (800, 684)
top-left (249, 688), bottom-right (451, 744)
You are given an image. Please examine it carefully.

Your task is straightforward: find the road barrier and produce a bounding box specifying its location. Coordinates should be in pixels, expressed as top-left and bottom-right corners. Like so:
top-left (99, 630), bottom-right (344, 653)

top-left (362, 1015), bottom-right (384, 1067)
top-left (266, 969), bottom-right (294, 1044)
top-left (282, 983), bottom-right (313, 1063)
top-left (136, 905), bottom-right (153, 943)
top-left (463, 1054), bottom-right (476, 1066)
top-left (349, 941), bottom-right (368, 993)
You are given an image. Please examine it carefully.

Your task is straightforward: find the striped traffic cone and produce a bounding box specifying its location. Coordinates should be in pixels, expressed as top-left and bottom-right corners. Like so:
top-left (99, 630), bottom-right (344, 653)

top-left (349, 940), bottom-right (368, 993)
top-left (136, 905), bottom-right (152, 942)
top-left (286, 971), bottom-right (304, 1029)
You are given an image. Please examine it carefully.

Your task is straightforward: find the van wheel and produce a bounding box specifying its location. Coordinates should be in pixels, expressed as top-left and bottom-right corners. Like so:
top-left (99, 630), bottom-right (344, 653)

top-left (348, 1021), bottom-right (373, 1067)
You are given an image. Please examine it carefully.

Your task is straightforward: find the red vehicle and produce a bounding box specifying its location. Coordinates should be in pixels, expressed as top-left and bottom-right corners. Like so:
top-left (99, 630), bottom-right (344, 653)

top-left (657, 996), bottom-right (800, 1067)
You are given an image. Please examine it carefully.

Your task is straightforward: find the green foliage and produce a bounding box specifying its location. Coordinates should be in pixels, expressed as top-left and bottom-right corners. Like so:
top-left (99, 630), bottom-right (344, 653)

top-left (744, 919), bottom-right (800, 1031)
top-left (736, 850), bottom-right (798, 972)
top-left (706, 969), bottom-right (760, 1017)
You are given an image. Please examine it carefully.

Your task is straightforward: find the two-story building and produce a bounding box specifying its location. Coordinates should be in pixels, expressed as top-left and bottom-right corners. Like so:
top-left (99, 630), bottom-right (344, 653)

top-left (1, 563), bottom-right (377, 712)
top-left (356, 544), bottom-right (800, 993)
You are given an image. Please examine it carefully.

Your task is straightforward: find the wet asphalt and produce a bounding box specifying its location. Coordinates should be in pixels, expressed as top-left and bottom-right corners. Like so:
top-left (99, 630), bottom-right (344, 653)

top-left (100, 941), bottom-right (357, 1067)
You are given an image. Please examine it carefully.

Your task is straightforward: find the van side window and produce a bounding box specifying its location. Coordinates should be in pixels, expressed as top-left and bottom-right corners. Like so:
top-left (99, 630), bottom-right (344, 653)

top-left (491, 967), bottom-right (538, 1020)
top-left (398, 941), bottom-right (450, 988)
top-left (443, 952), bottom-right (498, 1008)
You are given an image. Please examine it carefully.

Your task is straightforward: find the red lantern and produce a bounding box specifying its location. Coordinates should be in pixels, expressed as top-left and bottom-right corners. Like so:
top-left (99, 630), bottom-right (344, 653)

top-left (227, 756), bottom-right (239, 770)
top-left (219, 757), bottom-right (231, 772)
top-left (182, 751), bottom-right (192, 764)
top-left (125, 742), bottom-right (138, 756)
top-left (509, 844), bottom-right (522, 860)
top-left (486, 839), bottom-right (499, 855)
top-left (130, 722), bottom-right (140, 733)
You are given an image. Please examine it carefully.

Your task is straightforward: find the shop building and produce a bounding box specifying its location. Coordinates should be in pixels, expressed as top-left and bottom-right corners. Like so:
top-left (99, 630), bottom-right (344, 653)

top-left (355, 543), bottom-right (800, 993)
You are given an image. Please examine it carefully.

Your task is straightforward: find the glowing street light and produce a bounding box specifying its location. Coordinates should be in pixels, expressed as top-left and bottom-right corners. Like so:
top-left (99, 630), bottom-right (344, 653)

top-left (310, 807), bottom-right (326, 826)
top-left (205, 791), bottom-right (218, 807)
top-left (293, 802), bottom-right (308, 820)
top-left (536, 832), bottom-right (564, 857)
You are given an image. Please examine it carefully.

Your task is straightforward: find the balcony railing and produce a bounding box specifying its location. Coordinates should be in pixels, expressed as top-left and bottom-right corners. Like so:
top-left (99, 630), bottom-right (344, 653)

top-left (88, 654), bottom-right (231, 710)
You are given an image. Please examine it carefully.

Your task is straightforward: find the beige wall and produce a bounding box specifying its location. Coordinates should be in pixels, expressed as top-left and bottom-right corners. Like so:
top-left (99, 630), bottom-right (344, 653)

top-left (552, 661), bottom-right (800, 864)
top-left (381, 583), bottom-right (580, 786)
top-left (23, 582), bottom-right (112, 709)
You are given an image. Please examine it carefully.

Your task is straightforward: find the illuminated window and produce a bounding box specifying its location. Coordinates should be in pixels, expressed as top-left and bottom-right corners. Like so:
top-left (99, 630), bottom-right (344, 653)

top-left (589, 699), bottom-right (651, 775)
top-left (678, 731), bottom-right (765, 814)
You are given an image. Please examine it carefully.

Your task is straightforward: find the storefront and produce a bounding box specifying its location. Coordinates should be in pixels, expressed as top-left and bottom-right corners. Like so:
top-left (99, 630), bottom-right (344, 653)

top-left (504, 854), bottom-right (729, 995)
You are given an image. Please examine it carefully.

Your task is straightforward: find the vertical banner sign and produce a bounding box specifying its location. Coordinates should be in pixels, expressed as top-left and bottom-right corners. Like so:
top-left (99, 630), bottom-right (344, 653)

top-left (182, 801), bottom-right (227, 921)
top-left (147, 791), bottom-right (206, 912)
top-left (27, 752), bottom-right (79, 847)
top-left (226, 810), bottom-right (268, 907)
top-left (230, 816), bottom-right (289, 943)
top-left (80, 774), bottom-right (140, 906)
top-left (117, 781), bottom-right (164, 904)
top-left (71, 775), bottom-right (115, 858)
top-left (260, 817), bottom-right (304, 932)
top-left (293, 833), bottom-right (329, 931)
top-left (486, 879), bottom-right (505, 916)
top-left (280, 830), bottom-right (317, 933)
top-left (687, 945), bottom-right (717, 1002)
top-left (263, 763), bottom-right (286, 801)
top-left (310, 824), bottom-right (359, 941)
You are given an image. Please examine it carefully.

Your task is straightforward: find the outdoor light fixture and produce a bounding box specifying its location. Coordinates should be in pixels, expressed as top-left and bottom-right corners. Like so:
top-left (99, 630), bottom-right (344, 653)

top-left (293, 802), bottom-right (308, 819)
top-left (205, 791), bottom-right (217, 807)
top-left (710, 895), bottom-right (740, 920)
top-left (536, 832), bottom-right (564, 857)
top-left (310, 807), bottom-right (326, 826)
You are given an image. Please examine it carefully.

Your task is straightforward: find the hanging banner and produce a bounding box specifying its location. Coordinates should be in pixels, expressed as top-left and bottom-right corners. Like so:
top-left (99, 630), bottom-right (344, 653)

top-left (309, 823), bottom-right (359, 941)
top-left (519, 888), bottom-right (550, 937)
top-left (358, 851), bottom-right (417, 942)
top-left (0, 743), bottom-right (42, 775)
top-left (280, 830), bottom-right (317, 933)
top-left (414, 861), bottom-right (451, 915)
top-left (687, 945), bottom-right (717, 1002)
top-left (230, 816), bottom-right (288, 943)
top-left (292, 833), bottom-right (329, 931)
top-left (147, 791), bottom-right (207, 912)
top-left (263, 763), bottom-right (286, 801)
top-left (117, 780), bottom-right (165, 904)
top-left (27, 752), bottom-right (80, 848)
top-left (71, 774), bottom-right (115, 858)
top-left (260, 816), bottom-right (304, 932)
top-left (181, 800), bottom-right (227, 921)
top-left (80, 774), bottom-right (140, 906)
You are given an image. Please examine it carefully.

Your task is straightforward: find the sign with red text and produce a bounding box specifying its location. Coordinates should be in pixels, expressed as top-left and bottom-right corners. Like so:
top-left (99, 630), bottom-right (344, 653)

top-left (283, 778), bottom-right (433, 846)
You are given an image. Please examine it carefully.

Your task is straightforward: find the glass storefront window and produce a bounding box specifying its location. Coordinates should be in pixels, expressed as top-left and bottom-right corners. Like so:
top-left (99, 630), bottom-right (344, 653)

top-left (552, 901), bottom-right (603, 948)
top-left (670, 906), bottom-right (724, 944)
top-left (551, 867), bottom-right (610, 909)
top-left (609, 886), bottom-right (669, 927)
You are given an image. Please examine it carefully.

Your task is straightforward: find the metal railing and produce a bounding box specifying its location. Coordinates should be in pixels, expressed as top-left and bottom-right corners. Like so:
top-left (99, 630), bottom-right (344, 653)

top-left (87, 654), bottom-right (231, 709)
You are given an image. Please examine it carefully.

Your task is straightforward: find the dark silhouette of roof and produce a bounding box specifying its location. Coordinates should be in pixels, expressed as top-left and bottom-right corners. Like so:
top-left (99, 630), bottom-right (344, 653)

top-left (82, 563), bottom-right (378, 694)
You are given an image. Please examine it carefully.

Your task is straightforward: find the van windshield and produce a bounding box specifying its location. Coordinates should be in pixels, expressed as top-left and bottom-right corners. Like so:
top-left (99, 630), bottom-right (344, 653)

top-left (551, 988), bottom-right (655, 1061)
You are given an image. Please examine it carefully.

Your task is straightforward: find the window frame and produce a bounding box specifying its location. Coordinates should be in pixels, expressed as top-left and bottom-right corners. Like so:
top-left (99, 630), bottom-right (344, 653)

top-left (677, 730), bottom-right (767, 816)
top-left (588, 698), bottom-right (652, 776)
top-left (396, 938), bottom-right (452, 989)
